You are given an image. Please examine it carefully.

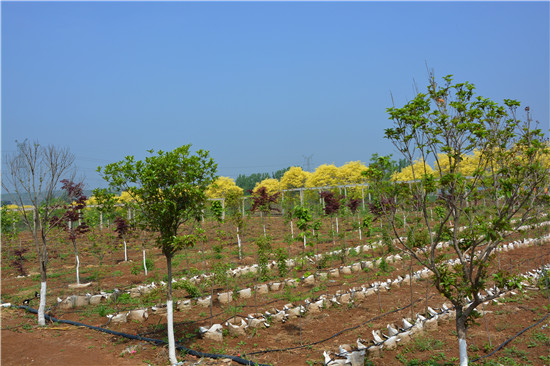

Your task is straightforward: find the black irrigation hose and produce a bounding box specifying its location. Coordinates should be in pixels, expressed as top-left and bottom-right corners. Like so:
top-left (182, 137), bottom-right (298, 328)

top-left (247, 294), bottom-right (434, 355)
top-left (15, 305), bottom-right (270, 366)
top-left (471, 311), bottom-right (550, 363)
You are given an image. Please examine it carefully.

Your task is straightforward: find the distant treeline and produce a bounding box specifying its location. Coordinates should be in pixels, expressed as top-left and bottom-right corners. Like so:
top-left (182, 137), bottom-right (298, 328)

top-left (235, 167), bottom-right (291, 195)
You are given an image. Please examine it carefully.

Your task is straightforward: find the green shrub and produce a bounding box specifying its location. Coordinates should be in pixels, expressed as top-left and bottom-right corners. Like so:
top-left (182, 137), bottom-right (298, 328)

top-left (173, 280), bottom-right (203, 298)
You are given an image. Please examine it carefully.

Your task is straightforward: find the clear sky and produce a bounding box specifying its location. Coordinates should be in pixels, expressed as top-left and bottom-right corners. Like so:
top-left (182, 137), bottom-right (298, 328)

top-left (2, 1), bottom-right (549, 190)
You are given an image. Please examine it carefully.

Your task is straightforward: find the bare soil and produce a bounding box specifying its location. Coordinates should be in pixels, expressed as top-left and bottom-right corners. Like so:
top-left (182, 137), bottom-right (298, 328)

top-left (2, 217), bottom-right (550, 365)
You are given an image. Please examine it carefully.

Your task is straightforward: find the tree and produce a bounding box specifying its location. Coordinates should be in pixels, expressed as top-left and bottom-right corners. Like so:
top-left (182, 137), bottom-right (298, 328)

top-left (305, 164), bottom-right (340, 188)
top-left (250, 186), bottom-right (280, 236)
top-left (206, 176), bottom-right (243, 200)
top-left (114, 216), bottom-right (132, 261)
top-left (391, 159), bottom-right (434, 181)
top-left (252, 178), bottom-right (281, 195)
top-left (280, 166), bottom-right (311, 190)
top-left (51, 179), bottom-right (90, 285)
top-left (338, 161), bottom-right (369, 185)
top-left (368, 153), bottom-right (409, 181)
top-left (376, 73), bottom-right (550, 365)
top-left (98, 145), bottom-right (216, 365)
top-left (2, 140), bottom-right (76, 325)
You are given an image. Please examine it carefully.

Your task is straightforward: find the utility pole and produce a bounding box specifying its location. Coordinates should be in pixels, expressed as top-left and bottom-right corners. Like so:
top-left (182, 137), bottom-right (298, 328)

top-left (302, 154), bottom-right (313, 172)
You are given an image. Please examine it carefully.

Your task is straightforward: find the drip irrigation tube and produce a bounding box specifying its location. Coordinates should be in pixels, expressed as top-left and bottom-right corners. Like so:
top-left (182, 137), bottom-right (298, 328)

top-left (471, 311), bottom-right (550, 363)
top-left (15, 305), bottom-right (270, 366)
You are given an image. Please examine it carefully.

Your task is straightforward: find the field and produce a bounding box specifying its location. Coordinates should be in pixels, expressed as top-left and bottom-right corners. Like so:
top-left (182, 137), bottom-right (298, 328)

top-left (2, 213), bottom-right (550, 366)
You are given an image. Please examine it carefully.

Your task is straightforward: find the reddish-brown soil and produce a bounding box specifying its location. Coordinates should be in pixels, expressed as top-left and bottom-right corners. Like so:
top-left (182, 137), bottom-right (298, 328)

top-left (2, 216), bottom-right (550, 365)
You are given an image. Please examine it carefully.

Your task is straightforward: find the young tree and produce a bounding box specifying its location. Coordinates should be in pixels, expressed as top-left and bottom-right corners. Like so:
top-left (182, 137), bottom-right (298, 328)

top-left (51, 179), bottom-right (90, 285)
top-left (374, 73), bottom-right (550, 365)
top-left (98, 145), bottom-right (217, 365)
top-left (250, 186), bottom-right (280, 236)
top-left (114, 216), bottom-right (131, 261)
top-left (2, 140), bottom-right (75, 325)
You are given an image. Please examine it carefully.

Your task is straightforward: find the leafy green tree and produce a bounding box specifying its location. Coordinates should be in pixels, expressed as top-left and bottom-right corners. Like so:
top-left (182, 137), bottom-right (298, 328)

top-left (375, 72), bottom-right (550, 366)
top-left (98, 145), bottom-right (217, 365)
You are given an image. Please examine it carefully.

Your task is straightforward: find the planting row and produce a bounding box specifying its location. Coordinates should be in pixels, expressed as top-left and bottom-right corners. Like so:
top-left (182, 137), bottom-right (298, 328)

top-left (49, 220), bottom-right (550, 316)
top-left (321, 262), bottom-right (550, 365)
top-left (93, 232), bottom-right (548, 341)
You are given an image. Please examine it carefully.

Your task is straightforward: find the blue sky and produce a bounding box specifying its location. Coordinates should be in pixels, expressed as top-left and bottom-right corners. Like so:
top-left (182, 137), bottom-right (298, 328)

top-left (2, 1), bottom-right (549, 189)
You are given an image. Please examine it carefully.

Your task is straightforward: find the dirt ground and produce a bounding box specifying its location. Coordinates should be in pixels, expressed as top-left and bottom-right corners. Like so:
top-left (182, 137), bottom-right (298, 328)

top-left (2, 217), bottom-right (550, 365)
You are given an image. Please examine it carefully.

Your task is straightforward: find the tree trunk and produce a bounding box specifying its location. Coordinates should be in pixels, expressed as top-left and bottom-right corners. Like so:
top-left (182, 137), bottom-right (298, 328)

top-left (38, 256), bottom-right (47, 326)
top-left (456, 316), bottom-right (469, 366)
top-left (123, 238), bottom-right (128, 261)
top-left (75, 254), bottom-right (80, 285)
top-left (37, 229), bottom-right (48, 326)
top-left (166, 256), bottom-right (177, 365)
top-left (236, 227), bottom-right (242, 260)
top-left (143, 249), bottom-right (148, 276)
top-left (73, 239), bottom-right (80, 285)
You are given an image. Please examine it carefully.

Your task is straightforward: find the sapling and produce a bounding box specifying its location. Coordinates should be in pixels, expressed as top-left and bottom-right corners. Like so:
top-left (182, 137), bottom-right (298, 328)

top-left (12, 248), bottom-right (28, 276)
top-left (320, 191), bottom-right (341, 263)
top-left (52, 179), bottom-right (90, 285)
top-left (250, 186), bottom-right (280, 237)
top-left (114, 216), bottom-right (131, 261)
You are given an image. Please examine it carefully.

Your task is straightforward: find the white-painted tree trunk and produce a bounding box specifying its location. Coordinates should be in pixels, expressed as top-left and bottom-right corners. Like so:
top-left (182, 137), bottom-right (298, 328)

top-left (142, 249), bottom-right (148, 276)
top-left (123, 239), bottom-right (128, 261)
top-left (290, 221), bottom-right (294, 239)
top-left (167, 299), bottom-right (177, 365)
top-left (303, 235), bottom-right (306, 249)
top-left (263, 224), bottom-right (266, 237)
top-left (336, 217), bottom-right (339, 233)
top-left (75, 255), bottom-right (80, 285)
top-left (359, 227), bottom-right (362, 240)
top-left (38, 281), bottom-right (47, 326)
top-left (237, 228), bottom-right (242, 260)
top-left (459, 337), bottom-right (468, 366)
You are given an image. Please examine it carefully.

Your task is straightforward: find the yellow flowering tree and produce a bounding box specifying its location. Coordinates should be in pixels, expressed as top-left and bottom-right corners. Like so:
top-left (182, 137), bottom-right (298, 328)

top-left (280, 166), bottom-right (311, 190)
top-left (435, 150), bottom-right (482, 177)
top-left (391, 159), bottom-right (434, 181)
top-left (253, 178), bottom-right (281, 195)
top-left (305, 164), bottom-right (340, 188)
top-left (117, 191), bottom-right (134, 204)
top-left (206, 176), bottom-right (243, 200)
top-left (337, 161), bottom-right (368, 185)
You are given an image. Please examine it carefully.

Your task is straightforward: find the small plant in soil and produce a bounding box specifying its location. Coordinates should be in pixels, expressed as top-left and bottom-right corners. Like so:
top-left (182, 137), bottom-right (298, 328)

top-left (11, 248), bottom-right (28, 276)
